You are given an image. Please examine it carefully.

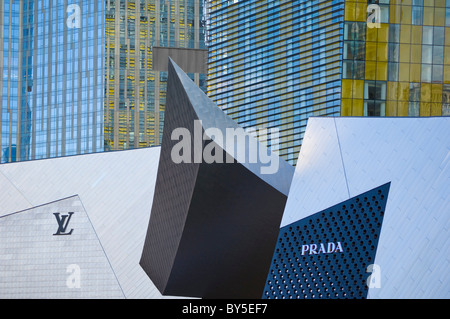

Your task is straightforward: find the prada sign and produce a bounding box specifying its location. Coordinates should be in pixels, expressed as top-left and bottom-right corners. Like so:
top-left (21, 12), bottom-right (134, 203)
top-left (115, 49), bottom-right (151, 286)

top-left (53, 212), bottom-right (74, 236)
top-left (301, 241), bottom-right (344, 256)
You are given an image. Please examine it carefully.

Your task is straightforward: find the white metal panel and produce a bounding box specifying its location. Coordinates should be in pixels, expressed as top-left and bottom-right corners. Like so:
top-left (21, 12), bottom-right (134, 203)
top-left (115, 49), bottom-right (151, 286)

top-left (333, 117), bottom-right (450, 298)
top-left (286, 116), bottom-right (450, 298)
top-left (0, 147), bottom-right (167, 299)
top-left (280, 117), bottom-right (350, 227)
top-left (0, 172), bottom-right (33, 216)
top-left (0, 196), bottom-right (124, 299)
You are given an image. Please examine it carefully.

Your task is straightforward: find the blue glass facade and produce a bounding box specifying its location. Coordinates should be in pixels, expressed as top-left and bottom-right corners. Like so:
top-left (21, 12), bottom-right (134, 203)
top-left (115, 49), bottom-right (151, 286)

top-left (207, 0), bottom-right (345, 165)
top-left (0, 0), bottom-right (104, 163)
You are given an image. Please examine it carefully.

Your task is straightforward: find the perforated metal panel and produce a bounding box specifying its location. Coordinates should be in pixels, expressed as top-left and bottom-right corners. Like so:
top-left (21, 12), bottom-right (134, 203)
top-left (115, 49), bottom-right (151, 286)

top-left (263, 182), bottom-right (390, 299)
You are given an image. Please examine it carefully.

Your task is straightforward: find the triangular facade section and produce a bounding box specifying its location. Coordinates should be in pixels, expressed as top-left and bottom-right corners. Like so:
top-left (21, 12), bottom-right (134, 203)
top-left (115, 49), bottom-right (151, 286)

top-left (0, 196), bottom-right (124, 299)
top-left (263, 182), bottom-right (390, 299)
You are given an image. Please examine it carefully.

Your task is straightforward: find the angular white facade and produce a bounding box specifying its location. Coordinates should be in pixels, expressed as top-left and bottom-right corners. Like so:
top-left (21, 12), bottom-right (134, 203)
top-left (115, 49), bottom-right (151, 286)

top-left (0, 196), bottom-right (123, 298)
top-left (281, 117), bottom-right (450, 299)
top-left (0, 147), bottom-right (165, 299)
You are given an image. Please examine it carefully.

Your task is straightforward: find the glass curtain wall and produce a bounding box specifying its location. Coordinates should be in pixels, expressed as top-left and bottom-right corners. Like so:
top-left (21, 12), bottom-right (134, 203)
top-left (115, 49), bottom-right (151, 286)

top-left (207, 0), bottom-right (345, 165)
top-left (342, 0), bottom-right (450, 118)
top-left (0, 0), bottom-right (104, 163)
top-left (104, 0), bottom-right (207, 151)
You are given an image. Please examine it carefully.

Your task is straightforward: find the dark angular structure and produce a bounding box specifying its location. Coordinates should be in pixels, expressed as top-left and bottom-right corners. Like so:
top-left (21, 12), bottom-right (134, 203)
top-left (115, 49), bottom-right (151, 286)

top-left (262, 182), bottom-right (390, 299)
top-left (139, 59), bottom-right (295, 299)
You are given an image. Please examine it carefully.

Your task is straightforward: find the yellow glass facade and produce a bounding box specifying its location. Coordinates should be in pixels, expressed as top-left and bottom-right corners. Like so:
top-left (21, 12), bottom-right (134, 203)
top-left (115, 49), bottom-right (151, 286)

top-left (104, 0), bottom-right (206, 151)
top-left (342, 0), bottom-right (450, 117)
top-left (207, 0), bottom-right (449, 166)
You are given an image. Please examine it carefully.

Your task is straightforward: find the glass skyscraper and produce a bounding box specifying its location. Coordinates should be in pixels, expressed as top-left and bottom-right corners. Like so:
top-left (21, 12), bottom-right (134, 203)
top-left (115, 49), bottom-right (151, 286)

top-left (207, 0), bottom-right (345, 165)
top-left (104, 0), bottom-right (207, 151)
top-left (0, 0), bottom-right (104, 163)
top-left (206, 0), bottom-right (450, 166)
top-left (4, 0), bottom-right (447, 165)
top-left (1, 0), bottom-right (207, 163)
top-left (342, 0), bottom-right (450, 118)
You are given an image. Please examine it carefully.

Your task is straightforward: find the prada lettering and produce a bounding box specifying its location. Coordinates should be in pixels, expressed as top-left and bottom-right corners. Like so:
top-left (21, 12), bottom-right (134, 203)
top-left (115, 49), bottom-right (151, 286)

top-left (53, 212), bottom-right (74, 236)
top-left (301, 242), bottom-right (344, 255)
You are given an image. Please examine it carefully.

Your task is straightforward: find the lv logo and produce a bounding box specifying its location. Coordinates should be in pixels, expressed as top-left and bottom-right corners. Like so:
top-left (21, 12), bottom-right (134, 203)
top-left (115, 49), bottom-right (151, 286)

top-left (53, 212), bottom-right (74, 236)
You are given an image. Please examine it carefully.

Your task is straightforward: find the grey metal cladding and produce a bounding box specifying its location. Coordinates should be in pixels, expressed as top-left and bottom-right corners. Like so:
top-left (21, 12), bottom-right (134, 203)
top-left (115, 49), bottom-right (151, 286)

top-left (139, 59), bottom-right (202, 293)
top-left (167, 58), bottom-right (295, 196)
top-left (139, 59), bottom-right (294, 299)
top-left (152, 46), bottom-right (208, 74)
top-left (165, 146), bottom-right (289, 298)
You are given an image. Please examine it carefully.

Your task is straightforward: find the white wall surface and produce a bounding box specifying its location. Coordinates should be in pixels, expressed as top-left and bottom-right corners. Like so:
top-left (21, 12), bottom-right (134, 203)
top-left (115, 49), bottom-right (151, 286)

top-left (0, 147), bottom-right (167, 298)
top-left (0, 196), bottom-right (124, 298)
top-left (282, 117), bottom-right (450, 298)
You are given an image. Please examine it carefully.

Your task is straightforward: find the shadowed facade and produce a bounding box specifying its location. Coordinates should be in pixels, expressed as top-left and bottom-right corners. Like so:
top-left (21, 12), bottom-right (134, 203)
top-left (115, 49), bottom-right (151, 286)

top-left (139, 59), bottom-right (295, 299)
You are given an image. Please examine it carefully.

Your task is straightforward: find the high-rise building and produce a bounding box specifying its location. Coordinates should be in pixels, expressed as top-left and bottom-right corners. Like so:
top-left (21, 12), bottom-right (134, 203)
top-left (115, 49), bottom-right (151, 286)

top-left (0, 0), bottom-right (105, 163)
top-left (1, 0), bottom-right (208, 164)
top-left (206, 0), bottom-right (345, 165)
top-left (206, 0), bottom-right (450, 166)
top-left (342, 0), bottom-right (450, 118)
top-left (104, 0), bottom-right (208, 151)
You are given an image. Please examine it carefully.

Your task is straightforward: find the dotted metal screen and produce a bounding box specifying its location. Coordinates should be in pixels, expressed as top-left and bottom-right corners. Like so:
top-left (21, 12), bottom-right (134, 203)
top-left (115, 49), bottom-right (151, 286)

top-left (262, 183), bottom-right (390, 299)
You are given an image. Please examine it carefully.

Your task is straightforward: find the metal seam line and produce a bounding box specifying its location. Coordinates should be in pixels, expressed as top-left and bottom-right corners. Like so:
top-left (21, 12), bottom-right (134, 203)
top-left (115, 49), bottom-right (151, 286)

top-left (0, 169), bottom-right (34, 211)
top-left (333, 117), bottom-right (351, 199)
top-left (78, 195), bottom-right (127, 299)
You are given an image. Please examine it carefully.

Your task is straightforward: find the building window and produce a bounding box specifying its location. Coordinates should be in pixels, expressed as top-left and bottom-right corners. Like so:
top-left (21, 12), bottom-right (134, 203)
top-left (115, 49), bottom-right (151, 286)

top-left (364, 81), bottom-right (386, 116)
top-left (387, 24), bottom-right (400, 82)
top-left (412, 6), bottom-right (423, 25)
top-left (380, 4), bottom-right (390, 23)
top-left (344, 41), bottom-right (365, 60)
top-left (422, 26), bottom-right (433, 45)
top-left (409, 102), bottom-right (420, 116)
top-left (364, 101), bottom-right (385, 116)
top-left (389, 24), bottom-right (400, 43)
top-left (446, 7), bottom-right (450, 27)
top-left (443, 84), bottom-right (450, 115)
top-left (409, 83), bottom-right (421, 116)
top-left (409, 83), bottom-right (421, 102)
top-left (365, 81), bottom-right (386, 100)
top-left (343, 22), bottom-right (366, 80)
top-left (421, 27), bottom-right (444, 83)
top-left (433, 27), bottom-right (445, 46)
top-left (387, 62), bottom-right (399, 81)
top-left (421, 64), bottom-right (432, 82)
